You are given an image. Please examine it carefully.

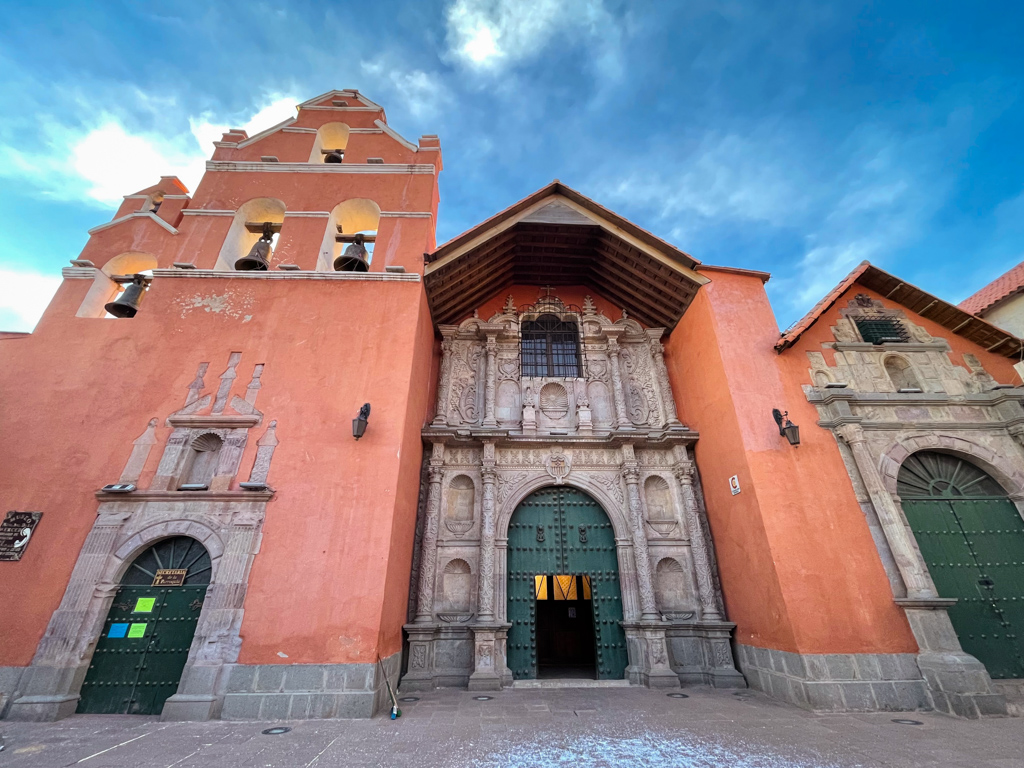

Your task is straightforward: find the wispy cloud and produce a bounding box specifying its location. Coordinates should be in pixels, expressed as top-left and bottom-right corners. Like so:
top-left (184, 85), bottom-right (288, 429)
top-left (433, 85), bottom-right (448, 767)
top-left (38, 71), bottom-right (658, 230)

top-left (360, 61), bottom-right (451, 120)
top-left (0, 94), bottom-right (299, 207)
top-left (445, 0), bottom-right (622, 76)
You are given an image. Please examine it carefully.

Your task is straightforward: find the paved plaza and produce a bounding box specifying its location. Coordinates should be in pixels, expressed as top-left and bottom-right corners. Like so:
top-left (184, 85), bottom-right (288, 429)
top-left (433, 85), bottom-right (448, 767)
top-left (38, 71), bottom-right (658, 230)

top-left (1, 685), bottom-right (1022, 768)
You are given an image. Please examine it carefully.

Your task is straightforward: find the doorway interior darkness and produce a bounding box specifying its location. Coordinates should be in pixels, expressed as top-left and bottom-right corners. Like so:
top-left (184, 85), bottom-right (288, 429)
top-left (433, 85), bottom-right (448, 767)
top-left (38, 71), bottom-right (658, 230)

top-left (507, 487), bottom-right (629, 680)
top-left (77, 536), bottom-right (211, 715)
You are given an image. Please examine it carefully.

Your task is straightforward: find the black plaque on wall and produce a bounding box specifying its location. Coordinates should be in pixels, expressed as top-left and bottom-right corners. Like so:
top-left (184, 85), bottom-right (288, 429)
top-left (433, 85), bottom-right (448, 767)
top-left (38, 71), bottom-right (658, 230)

top-left (0, 511), bottom-right (42, 561)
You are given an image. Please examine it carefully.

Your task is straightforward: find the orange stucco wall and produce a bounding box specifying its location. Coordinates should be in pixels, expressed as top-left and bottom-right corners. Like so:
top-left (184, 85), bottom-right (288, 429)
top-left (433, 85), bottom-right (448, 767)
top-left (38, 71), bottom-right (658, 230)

top-left (0, 99), bottom-right (440, 669)
top-left (0, 273), bottom-right (435, 666)
top-left (665, 269), bottom-right (919, 655)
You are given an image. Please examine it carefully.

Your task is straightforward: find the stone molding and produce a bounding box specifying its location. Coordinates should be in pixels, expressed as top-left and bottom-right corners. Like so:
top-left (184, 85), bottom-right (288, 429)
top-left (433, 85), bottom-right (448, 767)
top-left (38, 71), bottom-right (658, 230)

top-left (150, 269), bottom-right (421, 282)
top-left (205, 161), bottom-right (436, 175)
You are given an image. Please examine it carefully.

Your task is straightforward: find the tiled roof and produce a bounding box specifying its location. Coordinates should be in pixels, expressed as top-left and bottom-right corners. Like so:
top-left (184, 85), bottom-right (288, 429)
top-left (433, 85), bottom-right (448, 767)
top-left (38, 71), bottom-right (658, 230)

top-left (958, 259), bottom-right (1024, 315)
top-left (775, 261), bottom-right (1024, 358)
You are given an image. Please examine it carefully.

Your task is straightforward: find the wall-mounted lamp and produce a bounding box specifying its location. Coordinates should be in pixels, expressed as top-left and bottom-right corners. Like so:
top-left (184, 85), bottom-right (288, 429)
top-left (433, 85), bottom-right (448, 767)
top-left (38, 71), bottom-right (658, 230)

top-left (772, 408), bottom-right (801, 446)
top-left (353, 403), bottom-right (371, 440)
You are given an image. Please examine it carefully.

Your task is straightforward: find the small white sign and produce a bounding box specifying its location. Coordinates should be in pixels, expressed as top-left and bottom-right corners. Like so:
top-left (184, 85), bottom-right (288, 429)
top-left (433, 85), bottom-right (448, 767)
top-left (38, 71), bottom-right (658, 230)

top-left (729, 475), bottom-right (741, 495)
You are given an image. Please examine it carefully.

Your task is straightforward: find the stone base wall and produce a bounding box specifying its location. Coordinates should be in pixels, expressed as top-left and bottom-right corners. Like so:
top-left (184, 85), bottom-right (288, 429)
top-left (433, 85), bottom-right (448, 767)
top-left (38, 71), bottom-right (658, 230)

top-left (735, 644), bottom-right (931, 712)
top-left (0, 667), bottom-right (25, 718)
top-left (219, 653), bottom-right (402, 720)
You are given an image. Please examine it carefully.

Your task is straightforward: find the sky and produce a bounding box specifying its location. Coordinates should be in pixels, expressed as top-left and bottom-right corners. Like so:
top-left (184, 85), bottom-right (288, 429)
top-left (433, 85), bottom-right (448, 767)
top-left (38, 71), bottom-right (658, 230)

top-left (1, 1), bottom-right (1023, 332)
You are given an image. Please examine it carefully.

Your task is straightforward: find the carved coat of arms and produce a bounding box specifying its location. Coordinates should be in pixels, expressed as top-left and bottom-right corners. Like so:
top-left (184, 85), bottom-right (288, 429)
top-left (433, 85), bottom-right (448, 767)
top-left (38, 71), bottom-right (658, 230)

top-left (545, 453), bottom-right (571, 484)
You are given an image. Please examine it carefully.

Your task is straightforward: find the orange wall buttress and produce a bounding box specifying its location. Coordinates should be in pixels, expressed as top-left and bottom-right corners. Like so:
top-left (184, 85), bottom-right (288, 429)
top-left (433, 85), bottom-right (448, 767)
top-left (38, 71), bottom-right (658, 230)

top-left (665, 270), bottom-right (918, 655)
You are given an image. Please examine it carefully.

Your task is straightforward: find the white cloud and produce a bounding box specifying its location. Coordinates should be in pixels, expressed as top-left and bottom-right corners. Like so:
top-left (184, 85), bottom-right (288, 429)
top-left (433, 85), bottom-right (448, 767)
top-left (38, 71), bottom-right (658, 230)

top-left (0, 268), bottom-right (62, 332)
top-left (445, 0), bottom-right (619, 72)
top-left (359, 62), bottom-right (450, 119)
top-left (0, 94), bottom-right (299, 208)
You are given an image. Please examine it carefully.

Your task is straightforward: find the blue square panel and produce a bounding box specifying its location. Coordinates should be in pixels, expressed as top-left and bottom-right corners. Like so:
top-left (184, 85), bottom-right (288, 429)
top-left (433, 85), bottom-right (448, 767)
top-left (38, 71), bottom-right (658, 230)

top-left (108, 623), bottom-right (129, 638)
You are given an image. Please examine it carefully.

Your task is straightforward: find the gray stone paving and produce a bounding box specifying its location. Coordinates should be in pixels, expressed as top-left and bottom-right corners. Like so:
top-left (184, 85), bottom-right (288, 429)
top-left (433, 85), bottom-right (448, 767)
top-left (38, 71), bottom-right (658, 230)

top-left (1, 685), bottom-right (1022, 767)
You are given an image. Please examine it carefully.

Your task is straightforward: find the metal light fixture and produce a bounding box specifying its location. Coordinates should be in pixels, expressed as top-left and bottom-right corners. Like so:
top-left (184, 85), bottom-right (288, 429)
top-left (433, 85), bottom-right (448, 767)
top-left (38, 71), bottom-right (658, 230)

top-left (772, 408), bottom-right (801, 446)
top-left (353, 403), bottom-right (371, 440)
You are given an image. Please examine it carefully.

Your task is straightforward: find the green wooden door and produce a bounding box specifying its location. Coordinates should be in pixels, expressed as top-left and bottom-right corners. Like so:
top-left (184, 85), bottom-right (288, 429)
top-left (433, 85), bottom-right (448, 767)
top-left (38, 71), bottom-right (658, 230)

top-left (78, 537), bottom-right (211, 715)
top-left (899, 452), bottom-right (1024, 679)
top-left (507, 487), bottom-right (628, 680)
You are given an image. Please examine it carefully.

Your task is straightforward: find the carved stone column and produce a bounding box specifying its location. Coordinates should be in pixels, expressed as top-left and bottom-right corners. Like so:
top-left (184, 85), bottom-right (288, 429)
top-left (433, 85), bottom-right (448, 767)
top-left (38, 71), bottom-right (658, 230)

top-left (651, 339), bottom-right (683, 428)
top-left (432, 336), bottom-right (454, 426)
top-left (673, 462), bottom-right (721, 620)
top-left (608, 337), bottom-right (632, 429)
top-left (477, 446), bottom-right (497, 621)
top-left (622, 463), bottom-right (659, 620)
top-left (414, 446), bottom-right (445, 623)
top-left (836, 424), bottom-right (934, 599)
top-left (482, 334), bottom-right (498, 428)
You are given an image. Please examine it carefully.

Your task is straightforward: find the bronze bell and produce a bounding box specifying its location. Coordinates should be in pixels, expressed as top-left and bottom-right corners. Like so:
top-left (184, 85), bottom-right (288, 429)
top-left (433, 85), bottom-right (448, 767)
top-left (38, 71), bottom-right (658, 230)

top-left (104, 274), bottom-right (147, 318)
top-left (334, 234), bottom-right (370, 272)
top-left (235, 222), bottom-right (274, 271)
top-left (324, 149), bottom-right (344, 164)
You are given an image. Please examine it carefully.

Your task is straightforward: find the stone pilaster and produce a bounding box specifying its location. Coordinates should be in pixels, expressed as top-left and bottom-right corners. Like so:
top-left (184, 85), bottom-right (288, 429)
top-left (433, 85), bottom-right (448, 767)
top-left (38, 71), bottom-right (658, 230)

top-left (650, 337), bottom-right (683, 428)
top-left (607, 336), bottom-right (632, 430)
top-left (482, 334), bottom-right (498, 428)
top-left (835, 424), bottom-right (934, 599)
top-left (119, 418), bottom-right (158, 484)
top-left (414, 446), bottom-right (445, 623)
top-left (673, 462), bottom-right (721, 621)
top-left (477, 462), bottom-right (497, 622)
top-left (622, 460), bottom-right (659, 620)
top-left (432, 335), bottom-right (454, 426)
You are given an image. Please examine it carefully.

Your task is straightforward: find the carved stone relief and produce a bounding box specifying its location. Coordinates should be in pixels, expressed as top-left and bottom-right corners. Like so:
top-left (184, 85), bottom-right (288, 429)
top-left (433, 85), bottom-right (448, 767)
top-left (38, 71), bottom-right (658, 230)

top-left (444, 475), bottom-right (475, 537)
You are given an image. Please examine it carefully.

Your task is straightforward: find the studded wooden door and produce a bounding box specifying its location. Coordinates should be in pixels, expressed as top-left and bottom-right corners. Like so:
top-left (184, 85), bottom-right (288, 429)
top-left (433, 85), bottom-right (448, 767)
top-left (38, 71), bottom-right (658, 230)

top-left (507, 486), bottom-right (628, 680)
top-left (78, 537), bottom-right (211, 715)
top-left (898, 452), bottom-right (1024, 679)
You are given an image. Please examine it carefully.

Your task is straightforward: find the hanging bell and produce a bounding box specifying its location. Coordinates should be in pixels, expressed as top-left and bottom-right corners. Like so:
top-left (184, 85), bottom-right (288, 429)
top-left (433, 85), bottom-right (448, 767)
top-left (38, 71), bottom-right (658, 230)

top-left (325, 149), bottom-right (344, 164)
top-left (104, 274), bottom-right (147, 318)
top-left (333, 234), bottom-right (370, 272)
top-left (235, 222), bottom-right (274, 271)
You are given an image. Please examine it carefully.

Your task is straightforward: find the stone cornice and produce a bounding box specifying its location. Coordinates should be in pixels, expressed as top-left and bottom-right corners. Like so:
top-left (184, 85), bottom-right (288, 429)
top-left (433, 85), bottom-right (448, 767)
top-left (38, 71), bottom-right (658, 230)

top-left (95, 489), bottom-right (274, 502)
top-left (167, 414), bottom-right (260, 429)
top-left (151, 268), bottom-right (420, 282)
top-left (827, 340), bottom-right (952, 353)
top-left (808, 388), bottom-right (1024, 407)
top-left (204, 160), bottom-right (436, 175)
top-left (421, 427), bottom-right (697, 446)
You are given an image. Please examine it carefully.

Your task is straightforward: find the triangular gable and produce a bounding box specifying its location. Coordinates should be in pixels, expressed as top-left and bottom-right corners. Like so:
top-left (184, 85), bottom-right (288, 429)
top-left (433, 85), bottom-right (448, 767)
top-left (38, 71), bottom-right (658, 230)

top-left (425, 182), bottom-right (708, 329)
top-left (776, 261), bottom-right (1024, 358)
top-left (298, 89), bottom-right (384, 111)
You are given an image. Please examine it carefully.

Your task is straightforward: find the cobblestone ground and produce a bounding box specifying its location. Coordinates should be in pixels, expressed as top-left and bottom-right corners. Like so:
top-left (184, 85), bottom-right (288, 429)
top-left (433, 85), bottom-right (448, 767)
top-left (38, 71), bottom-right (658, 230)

top-left (1, 686), bottom-right (1022, 768)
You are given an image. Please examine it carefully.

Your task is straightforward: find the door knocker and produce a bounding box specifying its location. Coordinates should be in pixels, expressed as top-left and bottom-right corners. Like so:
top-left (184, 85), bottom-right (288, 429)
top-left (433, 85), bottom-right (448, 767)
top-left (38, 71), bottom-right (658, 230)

top-left (578, 525), bottom-right (588, 544)
top-left (536, 525), bottom-right (545, 543)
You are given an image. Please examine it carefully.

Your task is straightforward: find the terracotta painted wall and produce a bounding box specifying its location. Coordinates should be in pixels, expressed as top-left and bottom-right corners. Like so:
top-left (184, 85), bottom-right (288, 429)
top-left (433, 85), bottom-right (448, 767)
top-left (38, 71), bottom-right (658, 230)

top-left (665, 269), bottom-right (918, 655)
top-left (0, 273), bottom-right (434, 667)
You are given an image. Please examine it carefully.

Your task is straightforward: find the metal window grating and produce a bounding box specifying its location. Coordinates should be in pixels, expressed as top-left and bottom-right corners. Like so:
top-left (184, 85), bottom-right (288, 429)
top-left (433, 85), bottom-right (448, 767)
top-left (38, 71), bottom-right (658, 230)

top-left (521, 314), bottom-right (582, 377)
top-left (854, 316), bottom-right (910, 344)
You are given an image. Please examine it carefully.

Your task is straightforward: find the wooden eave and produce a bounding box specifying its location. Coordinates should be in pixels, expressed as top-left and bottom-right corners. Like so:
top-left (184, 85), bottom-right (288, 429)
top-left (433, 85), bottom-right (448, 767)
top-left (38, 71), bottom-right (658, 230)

top-left (424, 182), bottom-right (708, 328)
top-left (776, 261), bottom-right (1024, 359)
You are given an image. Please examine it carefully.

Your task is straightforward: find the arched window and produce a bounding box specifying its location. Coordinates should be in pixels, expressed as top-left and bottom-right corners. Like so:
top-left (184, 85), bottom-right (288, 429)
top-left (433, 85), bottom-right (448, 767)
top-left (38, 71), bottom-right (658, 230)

top-left (309, 122), bottom-right (350, 163)
top-left (215, 198), bottom-right (286, 271)
top-left (885, 356), bottom-right (921, 392)
top-left (178, 433), bottom-right (223, 490)
top-left (521, 314), bottom-right (582, 377)
top-left (317, 199), bottom-right (381, 272)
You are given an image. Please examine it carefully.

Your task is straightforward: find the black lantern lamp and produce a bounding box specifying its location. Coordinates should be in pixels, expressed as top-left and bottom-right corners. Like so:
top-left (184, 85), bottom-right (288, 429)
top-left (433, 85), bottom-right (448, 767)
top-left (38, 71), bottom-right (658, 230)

top-left (353, 403), bottom-right (371, 440)
top-left (772, 408), bottom-right (801, 446)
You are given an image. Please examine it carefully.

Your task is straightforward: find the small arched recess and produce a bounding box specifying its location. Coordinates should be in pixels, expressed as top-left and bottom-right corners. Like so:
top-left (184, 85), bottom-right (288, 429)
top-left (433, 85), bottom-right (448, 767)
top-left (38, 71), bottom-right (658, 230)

top-left (308, 122), bottom-right (350, 163)
top-left (317, 198), bottom-right (381, 271)
top-left (78, 251), bottom-right (159, 318)
top-left (215, 198), bottom-right (286, 271)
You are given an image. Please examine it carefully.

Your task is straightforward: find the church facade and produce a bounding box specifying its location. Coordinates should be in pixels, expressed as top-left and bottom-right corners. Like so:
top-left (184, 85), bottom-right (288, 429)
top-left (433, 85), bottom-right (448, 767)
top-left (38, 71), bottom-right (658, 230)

top-left (1, 90), bottom-right (1022, 722)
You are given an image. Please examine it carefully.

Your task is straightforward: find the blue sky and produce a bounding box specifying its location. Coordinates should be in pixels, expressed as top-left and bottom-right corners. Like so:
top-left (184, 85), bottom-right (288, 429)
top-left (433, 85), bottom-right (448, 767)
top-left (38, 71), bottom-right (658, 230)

top-left (2, 1), bottom-right (1023, 332)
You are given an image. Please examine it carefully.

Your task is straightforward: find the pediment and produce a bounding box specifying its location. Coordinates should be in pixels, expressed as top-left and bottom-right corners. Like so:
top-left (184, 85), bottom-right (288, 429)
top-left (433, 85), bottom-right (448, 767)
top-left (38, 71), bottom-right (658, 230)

top-left (424, 182), bottom-right (709, 329)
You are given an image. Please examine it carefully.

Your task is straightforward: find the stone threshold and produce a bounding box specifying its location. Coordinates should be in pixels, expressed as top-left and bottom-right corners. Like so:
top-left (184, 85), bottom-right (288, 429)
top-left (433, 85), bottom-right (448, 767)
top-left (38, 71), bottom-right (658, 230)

top-left (512, 679), bottom-right (631, 689)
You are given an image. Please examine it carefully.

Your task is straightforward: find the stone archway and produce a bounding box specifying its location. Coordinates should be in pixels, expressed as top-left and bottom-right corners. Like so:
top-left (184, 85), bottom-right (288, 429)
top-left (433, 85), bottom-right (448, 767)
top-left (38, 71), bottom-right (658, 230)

top-left (506, 486), bottom-right (629, 681)
top-left (78, 536), bottom-right (212, 715)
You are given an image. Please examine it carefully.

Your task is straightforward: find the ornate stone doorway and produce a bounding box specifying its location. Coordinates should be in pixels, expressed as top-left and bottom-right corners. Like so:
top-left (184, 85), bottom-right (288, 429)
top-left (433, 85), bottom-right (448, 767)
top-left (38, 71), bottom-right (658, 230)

top-left (78, 537), bottom-right (211, 715)
top-left (507, 487), bottom-right (628, 680)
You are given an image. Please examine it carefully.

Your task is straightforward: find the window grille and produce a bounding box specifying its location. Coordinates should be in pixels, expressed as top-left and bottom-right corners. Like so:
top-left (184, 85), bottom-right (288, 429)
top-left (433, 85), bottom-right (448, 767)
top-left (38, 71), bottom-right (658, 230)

top-left (854, 316), bottom-right (910, 344)
top-left (521, 314), bottom-right (582, 377)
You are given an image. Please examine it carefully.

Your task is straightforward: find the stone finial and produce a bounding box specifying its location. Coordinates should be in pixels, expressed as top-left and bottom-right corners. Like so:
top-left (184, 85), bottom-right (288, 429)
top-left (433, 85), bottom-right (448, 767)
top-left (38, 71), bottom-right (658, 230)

top-left (502, 295), bottom-right (517, 314)
top-left (582, 295), bottom-right (597, 315)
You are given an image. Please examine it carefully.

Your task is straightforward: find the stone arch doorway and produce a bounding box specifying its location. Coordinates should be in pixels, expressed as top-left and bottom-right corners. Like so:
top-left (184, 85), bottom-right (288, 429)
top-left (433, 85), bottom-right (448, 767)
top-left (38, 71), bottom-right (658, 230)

top-left (77, 536), bottom-right (212, 715)
top-left (506, 486), bottom-right (628, 680)
top-left (898, 451), bottom-right (1024, 679)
